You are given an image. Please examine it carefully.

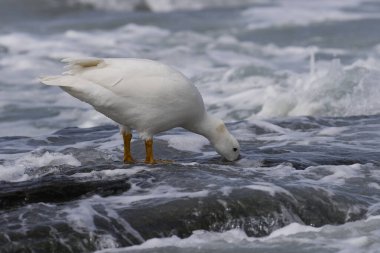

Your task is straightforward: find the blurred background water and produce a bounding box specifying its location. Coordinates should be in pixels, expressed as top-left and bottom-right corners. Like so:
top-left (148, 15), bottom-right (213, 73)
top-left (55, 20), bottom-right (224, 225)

top-left (0, 0), bottom-right (380, 252)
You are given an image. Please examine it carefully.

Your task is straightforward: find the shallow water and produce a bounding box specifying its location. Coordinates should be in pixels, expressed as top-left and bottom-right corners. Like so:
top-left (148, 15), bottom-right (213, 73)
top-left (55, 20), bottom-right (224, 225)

top-left (1, 0), bottom-right (380, 252)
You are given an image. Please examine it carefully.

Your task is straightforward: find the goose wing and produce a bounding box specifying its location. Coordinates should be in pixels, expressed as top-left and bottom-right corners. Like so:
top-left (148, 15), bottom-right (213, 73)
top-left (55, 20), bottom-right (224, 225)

top-left (62, 58), bottom-right (190, 99)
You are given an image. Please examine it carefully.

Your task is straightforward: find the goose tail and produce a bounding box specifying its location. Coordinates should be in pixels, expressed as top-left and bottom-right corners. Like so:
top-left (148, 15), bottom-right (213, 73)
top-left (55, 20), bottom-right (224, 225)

top-left (39, 75), bottom-right (81, 87)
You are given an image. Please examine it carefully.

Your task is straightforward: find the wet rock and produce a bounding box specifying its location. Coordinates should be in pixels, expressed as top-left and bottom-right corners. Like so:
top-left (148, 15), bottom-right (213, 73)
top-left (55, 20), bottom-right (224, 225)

top-left (0, 174), bottom-right (130, 209)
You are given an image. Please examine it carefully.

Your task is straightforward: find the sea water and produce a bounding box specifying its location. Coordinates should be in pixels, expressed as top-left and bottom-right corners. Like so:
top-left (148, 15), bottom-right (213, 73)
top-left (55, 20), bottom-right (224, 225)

top-left (0, 0), bottom-right (380, 252)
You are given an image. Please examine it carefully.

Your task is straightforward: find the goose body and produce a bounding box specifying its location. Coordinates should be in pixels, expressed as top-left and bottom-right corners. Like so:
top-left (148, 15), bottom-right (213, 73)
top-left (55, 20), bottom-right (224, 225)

top-left (41, 58), bottom-right (240, 162)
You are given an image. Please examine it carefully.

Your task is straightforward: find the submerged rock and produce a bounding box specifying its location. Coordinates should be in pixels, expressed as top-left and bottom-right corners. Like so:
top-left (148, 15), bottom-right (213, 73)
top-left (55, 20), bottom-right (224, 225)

top-left (0, 174), bottom-right (130, 210)
top-left (0, 115), bottom-right (380, 252)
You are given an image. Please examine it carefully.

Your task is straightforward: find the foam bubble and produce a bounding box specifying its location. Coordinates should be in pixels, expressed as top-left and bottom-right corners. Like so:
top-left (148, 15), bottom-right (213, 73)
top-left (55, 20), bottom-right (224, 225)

top-left (317, 127), bottom-right (348, 136)
top-left (343, 236), bottom-right (370, 248)
top-left (266, 222), bottom-right (321, 239)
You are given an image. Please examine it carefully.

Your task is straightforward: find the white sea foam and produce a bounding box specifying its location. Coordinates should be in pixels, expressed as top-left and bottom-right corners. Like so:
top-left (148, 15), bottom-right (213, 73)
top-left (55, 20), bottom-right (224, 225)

top-left (65, 200), bottom-right (99, 232)
top-left (198, 42), bottom-right (380, 120)
top-left (243, 0), bottom-right (370, 29)
top-left (63, 198), bottom-right (139, 249)
top-left (248, 118), bottom-right (292, 134)
top-left (368, 182), bottom-right (380, 190)
top-left (306, 164), bottom-right (366, 186)
top-left (107, 185), bottom-right (210, 206)
top-left (70, 0), bottom-right (270, 12)
top-left (317, 127), bottom-right (348, 136)
top-left (62, 183), bottom-right (211, 236)
top-left (239, 163), bottom-right (375, 196)
top-left (266, 222), bottom-right (321, 239)
top-left (1, 19), bottom-right (380, 137)
top-left (251, 59), bottom-right (380, 118)
top-left (243, 182), bottom-right (294, 198)
top-left (69, 172), bottom-right (212, 209)
top-left (218, 186), bottom-right (233, 196)
top-left (95, 215), bottom-right (380, 253)
top-left (158, 133), bottom-right (209, 153)
top-left (72, 166), bottom-right (147, 179)
top-left (0, 152), bottom-right (81, 182)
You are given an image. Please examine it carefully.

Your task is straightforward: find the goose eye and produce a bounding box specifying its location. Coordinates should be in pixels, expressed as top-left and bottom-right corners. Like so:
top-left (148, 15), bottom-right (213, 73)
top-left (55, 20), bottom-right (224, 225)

top-left (233, 148), bottom-right (238, 152)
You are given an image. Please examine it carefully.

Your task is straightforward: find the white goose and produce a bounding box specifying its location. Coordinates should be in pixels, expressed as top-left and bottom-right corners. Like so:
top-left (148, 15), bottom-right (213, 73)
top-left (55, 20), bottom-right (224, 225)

top-left (40, 58), bottom-right (240, 164)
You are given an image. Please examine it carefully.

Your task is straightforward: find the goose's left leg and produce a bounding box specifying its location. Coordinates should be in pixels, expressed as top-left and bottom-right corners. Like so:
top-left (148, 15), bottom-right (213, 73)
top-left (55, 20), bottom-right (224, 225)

top-left (120, 126), bottom-right (135, 164)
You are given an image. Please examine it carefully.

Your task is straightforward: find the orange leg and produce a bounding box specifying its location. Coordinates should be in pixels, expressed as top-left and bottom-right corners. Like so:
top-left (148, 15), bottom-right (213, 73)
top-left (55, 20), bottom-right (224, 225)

top-left (144, 138), bottom-right (155, 164)
top-left (144, 138), bottom-right (173, 165)
top-left (123, 132), bottom-right (135, 164)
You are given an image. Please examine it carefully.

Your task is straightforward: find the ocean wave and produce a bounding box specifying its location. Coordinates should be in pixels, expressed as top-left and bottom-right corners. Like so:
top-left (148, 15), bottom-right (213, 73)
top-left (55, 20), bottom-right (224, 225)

top-left (68, 0), bottom-right (270, 12)
top-left (1, 26), bottom-right (380, 125)
top-left (249, 58), bottom-right (380, 118)
top-left (0, 151), bottom-right (81, 182)
top-left (95, 216), bottom-right (380, 253)
top-left (199, 44), bottom-right (380, 119)
top-left (1, 1), bottom-right (380, 137)
top-left (1, 26), bottom-right (380, 139)
top-left (242, 0), bottom-right (370, 29)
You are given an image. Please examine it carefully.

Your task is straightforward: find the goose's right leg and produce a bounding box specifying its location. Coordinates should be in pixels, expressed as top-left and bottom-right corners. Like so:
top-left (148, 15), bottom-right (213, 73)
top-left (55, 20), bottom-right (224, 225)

top-left (144, 138), bottom-right (172, 165)
top-left (144, 138), bottom-right (155, 164)
top-left (120, 126), bottom-right (135, 164)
